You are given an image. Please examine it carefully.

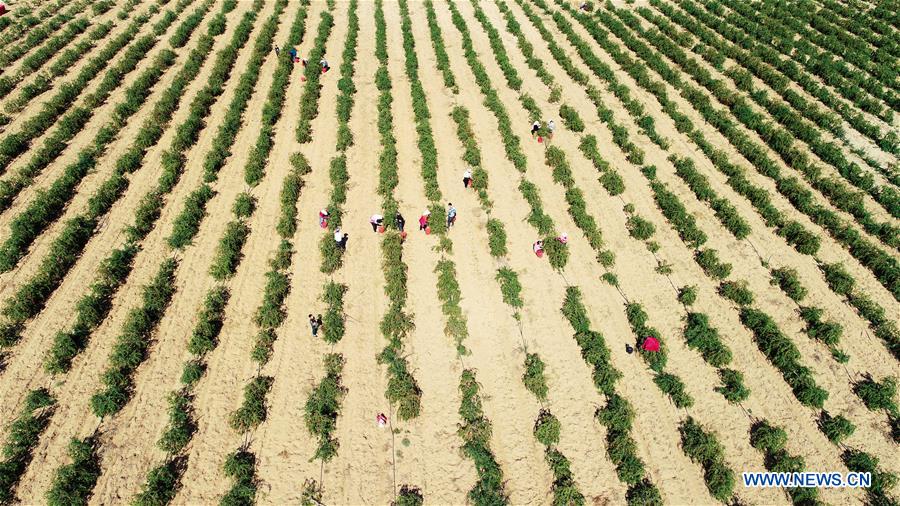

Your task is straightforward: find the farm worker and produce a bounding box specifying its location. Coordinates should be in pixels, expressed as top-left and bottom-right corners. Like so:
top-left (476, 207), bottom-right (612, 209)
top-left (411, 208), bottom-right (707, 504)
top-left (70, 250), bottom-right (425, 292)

top-left (642, 336), bottom-right (661, 352)
top-left (419, 209), bottom-right (430, 231)
top-left (557, 232), bottom-right (568, 244)
top-left (462, 169), bottom-right (472, 188)
top-left (446, 203), bottom-right (457, 229)
top-left (274, 45), bottom-right (280, 57)
top-left (625, 343), bottom-right (634, 354)
top-left (547, 120), bottom-right (556, 140)
top-left (334, 227), bottom-right (343, 244)
top-left (0, 4), bottom-right (6, 15)
top-left (338, 232), bottom-right (349, 250)
top-left (395, 212), bottom-right (405, 232)
top-left (289, 47), bottom-right (297, 59)
top-left (531, 120), bottom-right (541, 138)
top-left (579, 1), bottom-right (587, 10)
top-left (319, 208), bottom-right (329, 227)
top-left (370, 214), bottom-right (384, 232)
top-left (309, 314), bottom-right (320, 337)
top-left (533, 240), bottom-right (544, 257)
top-left (301, 58), bottom-right (308, 67)
top-left (320, 58), bottom-right (330, 72)
top-left (376, 413), bottom-right (388, 427)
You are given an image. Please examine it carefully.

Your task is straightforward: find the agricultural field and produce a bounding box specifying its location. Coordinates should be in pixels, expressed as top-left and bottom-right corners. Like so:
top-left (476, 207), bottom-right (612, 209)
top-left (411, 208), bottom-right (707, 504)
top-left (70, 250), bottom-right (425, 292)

top-left (0, 0), bottom-right (897, 503)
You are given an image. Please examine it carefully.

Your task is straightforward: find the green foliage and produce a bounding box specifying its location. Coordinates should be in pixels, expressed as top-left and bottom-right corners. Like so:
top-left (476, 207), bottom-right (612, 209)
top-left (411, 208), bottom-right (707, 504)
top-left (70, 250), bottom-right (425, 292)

top-left (0, 388), bottom-right (55, 502)
top-left (797, 307), bottom-right (842, 347)
top-left (818, 411), bottom-right (855, 444)
top-left (46, 437), bottom-right (101, 506)
top-left (134, 458), bottom-right (184, 506)
top-left (423, 0), bottom-right (457, 93)
top-left (625, 303), bottom-right (667, 372)
top-left (523, 353), bottom-right (548, 400)
top-left (188, 287), bottom-right (229, 356)
top-left (626, 215), bottom-right (655, 240)
top-left (229, 376), bottom-right (274, 432)
top-left (486, 219), bottom-right (508, 257)
top-left (90, 259), bottom-right (177, 417)
top-left (683, 312), bottom-right (732, 367)
top-left (558, 104), bottom-right (584, 131)
top-left (853, 375), bottom-right (898, 413)
top-left (232, 193), bottom-right (256, 218)
top-left (653, 373), bottom-right (694, 408)
top-left (221, 449), bottom-right (256, 506)
top-left (678, 286), bottom-right (697, 305)
top-left (158, 392), bottom-right (195, 454)
top-left (169, 185), bottom-right (215, 249)
top-left (434, 260), bottom-right (469, 355)
top-left (295, 11), bottom-right (335, 145)
top-left (304, 354), bottom-right (346, 462)
top-left (842, 449), bottom-right (898, 505)
top-left (209, 221), bottom-right (250, 280)
top-left (457, 369), bottom-right (508, 505)
top-left (715, 368), bottom-right (750, 403)
top-left (544, 447), bottom-right (585, 505)
top-left (679, 418), bottom-right (734, 502)
top-left (694, 249), bottom-right (731, 279)
top-left (495, 268), bottom-right (524, 309)
top-left (321, 283), bottom-right (347, 344)
top-left (561, 287), bottom-right (621, 395)
top-left (740, 308), bottom-right (828, 408)
top-left (717, 280), bottom-right (754, 306)
top-left (534, 409), bottom-right (561, 446)
top-left (770, 268), bottom-right (806, 302)
top-left (394, 485), bottom-right (424, 506)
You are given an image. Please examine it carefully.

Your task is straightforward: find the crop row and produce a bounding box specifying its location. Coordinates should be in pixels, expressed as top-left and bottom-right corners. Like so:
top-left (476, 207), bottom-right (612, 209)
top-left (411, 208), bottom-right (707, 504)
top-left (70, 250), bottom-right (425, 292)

top-left (488, 4), bottom-right (712, 500)
top-left (561, 288), bottom-right (660, 504)
top-left (0, 38), bottom-right (181, 269)
top-left (222, 2), bottom-right (325, 501)
top-left (0, 1), bottom-right (84, 68)
top-left (423, 0), bottom-right (457, 94)
top-left (0, 388), bottom-right (55, 502)
top-left (133, 3), bottom-right (275, 502)
top-left (305, 0), bottom-right (357, 482)
top-left (598, 4), bottom-right (900, 253)
top-left (723, 0), bottom-right (898, 118)
top-left (3, 20), bottom-right (115, 114)
top-left (0, 0), bottom-right (73, 47)
top-left (639, 5), bottom-right (895, 166)
top-left (458, 370), bottom-right (509, 504)
top-left (293, 9), bottom-right (333, 145)
top-left (652, 8), bottom-right (899, 193)
top-left (0, 5), bottom-right (158, 174)
top-left (613, 5), bottom-right (900, 237)
top-left (44, 0), bottom-right (244, 379)
top-left (316, 0), bottom-right (357, 274)
top-left (550, 0), bottom-right (900, 301)
top-left (444, 0), bottom-right (574, 275)
top-left (0, 17), bottom-right (89, 99)
top-left (373, 0), bottom-right (420, 423)
top-left (511, 4), bottom-right (877, 500)
top-left (658, 0), bottom-right (896, 157)
top-left (443, 60), bottom-right (582, 501)
top-left (0, 0), bottom-right (201, 348)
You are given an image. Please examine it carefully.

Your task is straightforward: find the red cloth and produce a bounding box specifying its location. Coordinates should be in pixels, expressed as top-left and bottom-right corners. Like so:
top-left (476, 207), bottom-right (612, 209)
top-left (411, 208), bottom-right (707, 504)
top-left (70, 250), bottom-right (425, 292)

top-left (0, 5), bottom-right (6, 15)
top-left (642, 337), bottom-right (660, 352)
top-left (418, 215), bottom-right (427, 227)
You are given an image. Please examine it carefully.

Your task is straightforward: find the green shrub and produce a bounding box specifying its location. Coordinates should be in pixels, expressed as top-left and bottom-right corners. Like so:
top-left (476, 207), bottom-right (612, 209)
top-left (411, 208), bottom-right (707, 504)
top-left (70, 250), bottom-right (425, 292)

top-left (209, 221), bottom-right (250, 280)
top-left (684, 312), bottom-right (732, 367)
top-left (134, 458), bottom-right (184, 506)
top-left (158, 392), bottom-right (194, 454)
top-left (695, 249), bottom-right (732, 279)
top-left (818, 411), bottom-right (855, 444)
top-left (797, 307), bottom-right (842, 346)
top-left (626, 215), bottom-right (655, 240)
top-left (533, 409), bottom-right (561, 446)
top-left (678, 286), bottom-right (697, 305)
top-left (853, 375), bottom-right (897, 413)
top-left (679, 417), bottom-right (734, 502)
top-left (232, 192), bottom-right (256, 218)
top-left (321, 283), bottom-right (347, 344)
top-left (717, 280), bottom-right (754, 306)
top-left (715, 369), bottom-right (750, 403)
top-left (394, 485), bottom-right (424, 506)
top-left (304, 354), bottom-right (346, 462)
top-left (523, 353), bottom-right (548, 400)
top-left (221, 449), bottom-right (256, 506)
top-left (544, 448), bottom-right (584, 505)
top-left (770, 267), bottom-right (806, 302)
top-left (486, 219), bottom-right (508, 257)
top-left (559, 104), bottom-right (584, 131)
top-left (229, 376), bottom-right (274, 432)
top-left (654, 372), bottom-right (693, 408)
top-left (46, 437), bottom-right (101, 506)
top-left (495, 268), bottom-right (524, 309)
